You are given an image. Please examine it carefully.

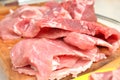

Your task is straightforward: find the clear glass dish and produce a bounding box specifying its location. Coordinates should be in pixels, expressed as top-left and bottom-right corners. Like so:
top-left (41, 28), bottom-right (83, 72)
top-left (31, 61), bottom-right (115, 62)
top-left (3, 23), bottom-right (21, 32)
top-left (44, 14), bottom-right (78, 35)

top-left (96, 14), bottom-right (120, 32)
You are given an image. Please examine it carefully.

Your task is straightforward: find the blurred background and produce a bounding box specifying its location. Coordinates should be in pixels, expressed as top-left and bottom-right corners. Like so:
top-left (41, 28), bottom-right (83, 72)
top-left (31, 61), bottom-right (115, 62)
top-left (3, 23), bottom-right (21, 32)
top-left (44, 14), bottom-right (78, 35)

top-left (95, 0), bottom-right (120, 21)
top-left (0, 0), bottom-right (120, 21)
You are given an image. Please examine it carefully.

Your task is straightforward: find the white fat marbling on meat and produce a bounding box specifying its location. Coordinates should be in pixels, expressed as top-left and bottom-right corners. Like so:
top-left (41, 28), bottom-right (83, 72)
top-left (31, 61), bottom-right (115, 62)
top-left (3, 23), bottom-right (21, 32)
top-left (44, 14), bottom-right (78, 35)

top-left (49, 60), bottom-right (93, 80)
top-left (52, 60), bottom-right (60, 71)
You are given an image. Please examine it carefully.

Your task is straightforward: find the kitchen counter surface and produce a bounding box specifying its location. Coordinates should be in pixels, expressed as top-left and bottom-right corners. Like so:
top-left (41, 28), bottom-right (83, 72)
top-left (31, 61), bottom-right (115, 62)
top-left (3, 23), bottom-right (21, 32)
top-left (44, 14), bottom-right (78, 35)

top-left (95, 0), bottom-right (120, 21)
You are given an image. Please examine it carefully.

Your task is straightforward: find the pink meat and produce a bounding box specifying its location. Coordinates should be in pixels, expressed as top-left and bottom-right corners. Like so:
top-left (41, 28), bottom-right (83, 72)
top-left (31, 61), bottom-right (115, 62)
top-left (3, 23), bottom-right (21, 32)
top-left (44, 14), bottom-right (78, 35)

top-left (0, 2), bottom-right (71, 40)
top-left (90, 71), bottom-right (112, 80)
top-left (50, 60), bottom-right (93, 80)
top-left (39, 18), bottom-right (120, 43)
top-left (61, 0), bottom-right (97, 21)
top-left (0, 0), bottom-right (119, 80)
top-left (0, 0), bottom-right (120, 42)
top-left (0, 6), bottom-right (47, 39)
top-left (11, 6), bottom-right (47, 19)
top-left (36, 28), bottom-right (70, 39)
top-left (64, 32), bottom-right (113, 51)
top-left (89, 68), bottom-right (120, 80)
top-left (43, 1), bottom-right (72, 19)
top-left (10, 38), bottom-right (106, 80)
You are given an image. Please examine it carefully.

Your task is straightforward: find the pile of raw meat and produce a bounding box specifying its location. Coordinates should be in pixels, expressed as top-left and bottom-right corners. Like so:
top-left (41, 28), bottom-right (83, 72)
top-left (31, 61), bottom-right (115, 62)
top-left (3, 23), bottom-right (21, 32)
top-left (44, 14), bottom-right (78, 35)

top-left (0, 0), bottom-right (120, 80)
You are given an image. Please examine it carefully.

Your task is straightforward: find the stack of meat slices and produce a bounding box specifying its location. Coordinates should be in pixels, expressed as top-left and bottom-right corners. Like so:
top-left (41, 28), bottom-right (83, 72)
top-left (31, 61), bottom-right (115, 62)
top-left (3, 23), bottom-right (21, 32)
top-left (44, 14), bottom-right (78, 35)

top-left (0, 0), bottom-right (120, 80)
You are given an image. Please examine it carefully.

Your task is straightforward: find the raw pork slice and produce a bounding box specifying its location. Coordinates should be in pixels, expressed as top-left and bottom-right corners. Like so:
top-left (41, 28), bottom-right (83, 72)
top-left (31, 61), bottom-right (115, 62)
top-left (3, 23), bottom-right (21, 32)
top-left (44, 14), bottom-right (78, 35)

top-left (0, 0), bottom-right (120, 42)
top-left (10, 38), bottom-right (106, 80)
top-left (43, 1), bottom-right (72, 19)
top-left (0, 2), bottom-right (72, 40)
top-left (39, 18), bottom-right (120, 43)
top-left (89, 68), bottom-right (120, 80)
top-left (0, 6), bottom-right (46, 39)
top-left (61, 0), bottom-right (97, 21)
top-left (64, 32), bottom-right (114, 51)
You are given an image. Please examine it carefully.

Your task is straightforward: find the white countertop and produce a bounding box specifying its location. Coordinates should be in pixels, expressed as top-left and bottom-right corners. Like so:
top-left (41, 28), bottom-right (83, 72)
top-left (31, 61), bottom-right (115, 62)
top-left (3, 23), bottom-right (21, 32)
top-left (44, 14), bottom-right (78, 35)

top-left (95, 0), bottom-right (120, 21)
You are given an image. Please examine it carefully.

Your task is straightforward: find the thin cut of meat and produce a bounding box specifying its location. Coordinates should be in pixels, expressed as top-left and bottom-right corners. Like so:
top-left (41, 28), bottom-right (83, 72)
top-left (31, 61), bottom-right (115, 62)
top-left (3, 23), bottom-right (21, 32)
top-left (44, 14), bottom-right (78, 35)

top-left (11, 6), bottom-right (47, 19)
top-left (38, 18), bottom-right (96, 35)
top-left (0, 6), bottom-right (47, 39)
top-left (64, 32), bottom-right (114, 51)
top-left (50, 60), bottom-right (93, 80)
top-left (61, 0), bottom-right (97, 21)
top-left (39, 18), bottom-right (120, 43)
top-left (43, 1), bottom-right (72, 19)
top-left (10, 38), bottom-right (106, 80)
top-left (89, 68), bottom-right (120, 80)
top-left (0, 3), bottom-right (71, 40)
top-left (0, 1), bottom-right (120, 42)
top-left (13, 18), bottom-right (40, 37)
top-left (36, 28), bottom-right (70, 39)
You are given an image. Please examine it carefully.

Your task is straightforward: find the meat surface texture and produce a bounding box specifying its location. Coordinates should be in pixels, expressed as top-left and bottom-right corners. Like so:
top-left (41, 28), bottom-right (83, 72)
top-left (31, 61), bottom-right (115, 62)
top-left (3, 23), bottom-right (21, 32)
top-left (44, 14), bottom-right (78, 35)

top-left (11, 38), bottom-right (106, 80)
top-left (0, 0), bottom-right (120, 80)
top-left (0, 6), bottom-right (45, 39)
top-left (89, 68), bottom-right (120, 80)
top-left (61, 0), bottom-right (97, 21)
